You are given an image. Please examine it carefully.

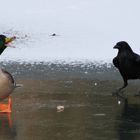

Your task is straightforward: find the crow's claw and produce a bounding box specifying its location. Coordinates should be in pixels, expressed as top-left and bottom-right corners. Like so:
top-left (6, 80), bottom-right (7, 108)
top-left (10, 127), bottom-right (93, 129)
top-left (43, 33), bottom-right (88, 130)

top-left (112, 90), bottom-right (125, 99)
top-left (134, 91), bottom-right (140, 97)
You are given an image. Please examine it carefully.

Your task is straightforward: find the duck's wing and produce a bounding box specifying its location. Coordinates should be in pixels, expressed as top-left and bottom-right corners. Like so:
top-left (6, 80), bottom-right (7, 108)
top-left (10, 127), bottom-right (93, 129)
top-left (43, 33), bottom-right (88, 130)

top-left (1, 69), bottom-right (14, 84)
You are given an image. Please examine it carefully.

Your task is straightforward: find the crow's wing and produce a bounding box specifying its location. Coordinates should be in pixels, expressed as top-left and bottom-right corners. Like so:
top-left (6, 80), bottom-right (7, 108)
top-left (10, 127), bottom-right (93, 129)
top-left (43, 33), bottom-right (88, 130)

top-left (113, 57), bottom-right (119, 68)
top-left (134, 53), bottom-right (140, 65)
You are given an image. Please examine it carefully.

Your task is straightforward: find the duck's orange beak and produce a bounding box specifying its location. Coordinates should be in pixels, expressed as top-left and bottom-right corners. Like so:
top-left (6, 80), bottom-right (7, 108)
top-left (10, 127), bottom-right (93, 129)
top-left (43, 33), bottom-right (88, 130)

top-left (5, 36), bottom-right (16, 44)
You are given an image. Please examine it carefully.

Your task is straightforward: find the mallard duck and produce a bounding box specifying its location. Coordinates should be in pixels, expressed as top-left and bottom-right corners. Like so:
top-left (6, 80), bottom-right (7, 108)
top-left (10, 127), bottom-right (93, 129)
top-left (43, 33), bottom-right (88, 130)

top-left (0, 35), bottom-right (16, 54)
top-left (0, 35), bottom-right (18, 112)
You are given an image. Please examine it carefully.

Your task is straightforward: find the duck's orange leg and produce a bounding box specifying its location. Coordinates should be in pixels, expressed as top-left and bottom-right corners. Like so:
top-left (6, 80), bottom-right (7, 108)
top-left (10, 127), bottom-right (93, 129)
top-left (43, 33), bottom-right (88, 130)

top-left (7, 96), bottom-right (12, 113)
top-left (0, 96), bottom-right (12, 113)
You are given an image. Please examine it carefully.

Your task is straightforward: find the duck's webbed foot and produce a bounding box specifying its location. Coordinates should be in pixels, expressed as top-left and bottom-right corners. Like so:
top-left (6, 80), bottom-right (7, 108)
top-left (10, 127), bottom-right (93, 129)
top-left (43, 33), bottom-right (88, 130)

top-left (0, 96), bottom-right (12, 113)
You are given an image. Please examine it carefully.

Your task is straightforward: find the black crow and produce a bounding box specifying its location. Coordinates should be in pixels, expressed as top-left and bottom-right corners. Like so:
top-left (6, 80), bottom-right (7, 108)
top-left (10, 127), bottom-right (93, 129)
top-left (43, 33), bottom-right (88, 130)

top-left (113, 41), bottom-right (140, 96)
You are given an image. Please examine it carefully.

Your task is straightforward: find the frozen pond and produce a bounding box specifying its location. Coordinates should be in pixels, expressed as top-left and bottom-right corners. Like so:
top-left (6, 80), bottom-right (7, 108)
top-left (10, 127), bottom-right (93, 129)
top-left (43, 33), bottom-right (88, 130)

top-left (0, 63), bottom-right (140, 140)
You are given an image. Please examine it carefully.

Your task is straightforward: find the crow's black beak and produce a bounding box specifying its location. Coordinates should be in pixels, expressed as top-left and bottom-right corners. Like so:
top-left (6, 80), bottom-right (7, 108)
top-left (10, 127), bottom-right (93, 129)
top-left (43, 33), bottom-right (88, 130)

top-left (113, 45), bottom-right (118, 49)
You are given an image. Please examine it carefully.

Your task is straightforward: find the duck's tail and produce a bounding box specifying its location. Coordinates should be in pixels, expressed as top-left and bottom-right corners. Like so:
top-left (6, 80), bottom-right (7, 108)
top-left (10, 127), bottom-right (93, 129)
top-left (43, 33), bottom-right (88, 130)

top-left (15, 84), bottom-right (23, 88)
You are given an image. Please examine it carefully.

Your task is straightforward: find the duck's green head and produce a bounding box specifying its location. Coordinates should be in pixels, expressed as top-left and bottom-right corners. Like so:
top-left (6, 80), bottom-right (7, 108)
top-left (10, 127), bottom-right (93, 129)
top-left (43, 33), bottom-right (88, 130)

top-left (0, 35), bottom-right (16, 55)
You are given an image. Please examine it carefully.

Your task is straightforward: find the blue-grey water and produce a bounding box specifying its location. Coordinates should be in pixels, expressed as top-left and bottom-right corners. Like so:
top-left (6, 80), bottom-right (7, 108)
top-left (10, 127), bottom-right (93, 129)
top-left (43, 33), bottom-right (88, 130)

top-left (0, 62), bottom-right (140, 140)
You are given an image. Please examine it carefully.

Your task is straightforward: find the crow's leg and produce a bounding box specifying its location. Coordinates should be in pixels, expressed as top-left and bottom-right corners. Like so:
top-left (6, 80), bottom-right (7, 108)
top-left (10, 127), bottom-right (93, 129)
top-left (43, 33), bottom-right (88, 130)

top-left (118, 81), bottom-right (128, 93)
top-left (112, 80), bottom-right (128, 98)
